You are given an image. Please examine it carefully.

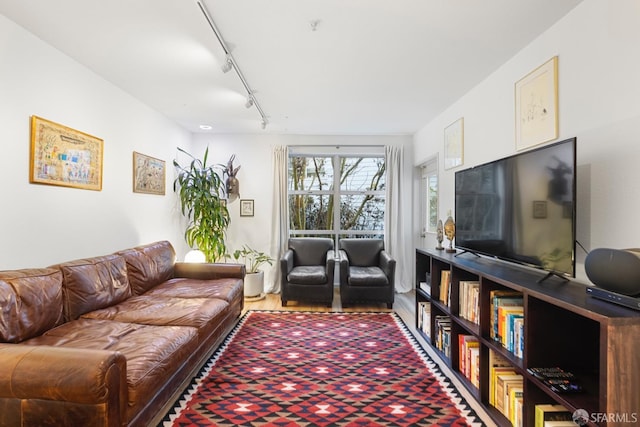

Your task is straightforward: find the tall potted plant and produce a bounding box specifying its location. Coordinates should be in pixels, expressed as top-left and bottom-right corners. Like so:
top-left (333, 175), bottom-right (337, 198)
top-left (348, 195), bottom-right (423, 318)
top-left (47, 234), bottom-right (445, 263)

top-left (232, 245), bottom-right (274, 297)
top-left (173, 147), bottom-right (230, 262)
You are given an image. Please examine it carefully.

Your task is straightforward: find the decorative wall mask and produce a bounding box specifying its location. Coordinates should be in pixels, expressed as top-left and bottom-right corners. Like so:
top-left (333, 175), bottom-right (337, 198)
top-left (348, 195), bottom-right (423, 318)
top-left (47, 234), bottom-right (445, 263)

top-left (224, 155), bottom-right (241, 198)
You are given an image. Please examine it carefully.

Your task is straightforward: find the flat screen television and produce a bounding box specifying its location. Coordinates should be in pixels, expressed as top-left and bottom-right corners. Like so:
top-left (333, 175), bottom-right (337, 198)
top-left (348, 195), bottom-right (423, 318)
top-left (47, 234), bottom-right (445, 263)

top-left (454, 137), bottom-right (576, 279)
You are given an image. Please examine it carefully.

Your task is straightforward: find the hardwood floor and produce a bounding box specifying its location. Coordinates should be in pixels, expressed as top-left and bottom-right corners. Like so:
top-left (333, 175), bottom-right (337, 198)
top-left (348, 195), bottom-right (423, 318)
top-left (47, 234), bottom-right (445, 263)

top-left (243, 288), bottom-right (496, 426)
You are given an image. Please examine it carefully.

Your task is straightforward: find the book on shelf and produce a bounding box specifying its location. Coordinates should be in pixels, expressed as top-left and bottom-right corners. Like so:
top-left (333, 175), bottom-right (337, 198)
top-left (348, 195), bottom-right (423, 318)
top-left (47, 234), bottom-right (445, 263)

top-left (507, 384), bottom-right (523, 425)
top-left (434, 315), bottom-right (452, 358)
top-left (534, 404), bottom-right (573, 427)
top-left (469, 346), bottom-right (480, 388)
top-left (439, 270), bottom-right (451, 306)
top-left (490, 290), bottom-right (522, 342)
top-left (511, 389), bottom-right (524, 427)
top-left (488, 350), bottom-right (513, 407)
top-left (459, 280), bottom-right (480, 324)
top-left (498, 305), bottom-right (524, 355)
top-left (458, 334), bottom-right (480, 386)
top-left (495, 373), bottom-right (523, 415)
top-left (512, 317), bottom-right (525, 358)
top-left (504, 380), bottom-right (523, 421)
top-left (419, 281), bottom-right (431, 296)
top-left (417, 301), bottom-right (431, 338)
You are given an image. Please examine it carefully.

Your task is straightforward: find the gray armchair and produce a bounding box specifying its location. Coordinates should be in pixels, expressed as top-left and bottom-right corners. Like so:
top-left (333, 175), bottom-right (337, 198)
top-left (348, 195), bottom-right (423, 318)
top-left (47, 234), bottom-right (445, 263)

top-left (338, 238), bottom-right (395, 309)
top-left (280, 238), bottom-right (335, 307)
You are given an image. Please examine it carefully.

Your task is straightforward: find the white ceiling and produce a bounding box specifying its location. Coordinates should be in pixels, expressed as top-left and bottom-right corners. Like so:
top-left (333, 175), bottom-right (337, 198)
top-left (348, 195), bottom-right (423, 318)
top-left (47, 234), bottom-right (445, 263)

top-left (0, 0), bottom-right (583, 135)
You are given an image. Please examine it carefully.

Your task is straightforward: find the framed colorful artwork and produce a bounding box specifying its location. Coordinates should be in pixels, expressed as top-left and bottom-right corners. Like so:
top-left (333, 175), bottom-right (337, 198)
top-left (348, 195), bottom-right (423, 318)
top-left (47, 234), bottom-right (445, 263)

top-left (30, 116), bottom-right (103, 190)
top-left (133, 151), bottom-right (166, 195)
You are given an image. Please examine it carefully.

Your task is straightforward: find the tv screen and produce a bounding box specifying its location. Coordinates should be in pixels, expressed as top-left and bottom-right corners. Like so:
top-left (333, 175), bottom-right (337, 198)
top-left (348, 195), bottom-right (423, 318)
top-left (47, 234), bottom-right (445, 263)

top-left (455, 138), bottom-right (576, 277)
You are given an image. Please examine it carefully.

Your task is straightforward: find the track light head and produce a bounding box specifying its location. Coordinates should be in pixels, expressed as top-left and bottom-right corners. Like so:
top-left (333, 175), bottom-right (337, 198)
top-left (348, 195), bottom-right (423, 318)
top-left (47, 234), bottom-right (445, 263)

top-left (221, 55), bottom-right (233, 73)
top-left (261, 119), bottom-right (267, 130)
top-left (245, 95), bottom-right (254, 109)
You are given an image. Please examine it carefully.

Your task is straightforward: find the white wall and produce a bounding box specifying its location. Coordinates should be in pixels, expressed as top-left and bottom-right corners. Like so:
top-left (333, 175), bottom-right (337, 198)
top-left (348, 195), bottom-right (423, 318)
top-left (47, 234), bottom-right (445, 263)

top-left (0, 14), bottom-right (191, 269)
top-left (0, 13), bottom-right (414, 279)
top-left (191, 133), bottom-right (414, 290)
top-left (413, 0), bottom-right (640, 283)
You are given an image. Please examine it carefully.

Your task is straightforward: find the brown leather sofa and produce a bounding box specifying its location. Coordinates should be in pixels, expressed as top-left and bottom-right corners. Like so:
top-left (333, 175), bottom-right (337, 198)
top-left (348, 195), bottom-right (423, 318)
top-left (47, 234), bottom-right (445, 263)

top-left (0, 241), bottom-right (244, 427)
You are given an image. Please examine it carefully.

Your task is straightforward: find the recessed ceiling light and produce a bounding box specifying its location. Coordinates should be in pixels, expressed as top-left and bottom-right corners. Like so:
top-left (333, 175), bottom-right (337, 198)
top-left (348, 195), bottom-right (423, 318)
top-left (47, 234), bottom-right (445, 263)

top-left (199, 124), bottom-right (213, 130)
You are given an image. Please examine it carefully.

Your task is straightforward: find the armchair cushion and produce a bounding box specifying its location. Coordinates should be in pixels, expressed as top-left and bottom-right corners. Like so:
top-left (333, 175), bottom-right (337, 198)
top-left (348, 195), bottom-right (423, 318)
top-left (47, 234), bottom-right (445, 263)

top-left (288, 238), bottom-right (334, 266)
top-left (288, 266), bottom-right (328, 285)
top-left (348, 266), bottom-right (389, 287)
top-left (340, 239), bottom-right (384, 266)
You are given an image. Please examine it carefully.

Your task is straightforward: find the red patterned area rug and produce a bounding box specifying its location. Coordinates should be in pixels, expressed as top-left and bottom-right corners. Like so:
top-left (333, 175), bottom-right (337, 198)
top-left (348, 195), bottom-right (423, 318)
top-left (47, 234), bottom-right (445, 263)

top-left (160, 311), bottom-right (483, 426)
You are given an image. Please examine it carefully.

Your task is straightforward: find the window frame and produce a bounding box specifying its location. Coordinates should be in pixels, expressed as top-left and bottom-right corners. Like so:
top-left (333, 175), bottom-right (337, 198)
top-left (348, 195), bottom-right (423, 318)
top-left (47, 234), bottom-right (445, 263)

top-left (287, 148), bottom-right (386, 245)
top-left (420, 156), bottom-right (439, 235)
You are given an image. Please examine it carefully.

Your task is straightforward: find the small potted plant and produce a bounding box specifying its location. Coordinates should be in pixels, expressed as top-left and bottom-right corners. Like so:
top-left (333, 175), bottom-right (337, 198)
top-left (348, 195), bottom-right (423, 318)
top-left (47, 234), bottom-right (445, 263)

top-left (232, 245), bottom-right (274, 297)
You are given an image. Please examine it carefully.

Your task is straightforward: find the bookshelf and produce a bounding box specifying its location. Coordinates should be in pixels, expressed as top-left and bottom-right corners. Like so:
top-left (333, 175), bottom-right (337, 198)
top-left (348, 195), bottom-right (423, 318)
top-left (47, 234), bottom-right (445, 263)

top-left (415, 248), bottom-right (640, 427)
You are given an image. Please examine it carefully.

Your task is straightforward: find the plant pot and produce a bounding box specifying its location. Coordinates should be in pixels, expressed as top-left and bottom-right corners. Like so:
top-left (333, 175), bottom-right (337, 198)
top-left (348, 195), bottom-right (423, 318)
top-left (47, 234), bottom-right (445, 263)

top-left (244, 271), bottom-right (264, 297)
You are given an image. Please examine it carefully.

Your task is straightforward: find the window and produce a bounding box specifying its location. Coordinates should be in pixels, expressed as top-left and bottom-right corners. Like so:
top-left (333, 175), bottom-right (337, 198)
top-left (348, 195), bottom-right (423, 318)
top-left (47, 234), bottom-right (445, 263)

top-left (288, 150), bottom-right (386, 243)
top-left (420, 157), bottom-right (438, 235)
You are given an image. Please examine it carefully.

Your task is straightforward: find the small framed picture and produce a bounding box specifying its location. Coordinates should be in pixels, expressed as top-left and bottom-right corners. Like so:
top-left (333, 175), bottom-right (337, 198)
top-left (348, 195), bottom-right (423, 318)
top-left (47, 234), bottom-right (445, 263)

top-left (133, 151), bottom-right (166, 195)
top-left (240, 199), bottom-right (254, 217)
top-left (444, 117), bottom-right (464, 170)
top-left (533, 200), bottom-right (547, 219)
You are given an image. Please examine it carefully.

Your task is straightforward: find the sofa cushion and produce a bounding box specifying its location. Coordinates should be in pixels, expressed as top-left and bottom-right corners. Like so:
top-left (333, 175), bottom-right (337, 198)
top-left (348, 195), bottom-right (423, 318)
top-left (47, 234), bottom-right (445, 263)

top-left (22, 318), bottom-right (199, 421)
top-left (142, 277), bottom-right (243, 303)
top-left (0, 268), bottom-right (64, 343)
top-left (117, 241), bottom-right (176, 295)
top-left (81, 295), bottom-right (228, 342)
top-left (55, 254), bottom-right (131, 321)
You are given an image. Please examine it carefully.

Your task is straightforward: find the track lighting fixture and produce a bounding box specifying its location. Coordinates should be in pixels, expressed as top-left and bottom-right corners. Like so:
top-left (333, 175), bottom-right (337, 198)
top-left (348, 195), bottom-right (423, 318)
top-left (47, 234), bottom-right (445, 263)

top-left (196, 0), bottom-right (268, 130)
top-left (245, 95), bottom-right (254, 109)
top-left (221, 55), bottom-right (233, 73)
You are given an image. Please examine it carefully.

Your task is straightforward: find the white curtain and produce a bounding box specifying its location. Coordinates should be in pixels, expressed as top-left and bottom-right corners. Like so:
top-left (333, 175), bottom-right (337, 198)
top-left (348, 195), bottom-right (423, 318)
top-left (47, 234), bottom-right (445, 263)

top-left (266, 145), bottom-right (289, 293)
top-left (385, 145), bottom-right (411, 293)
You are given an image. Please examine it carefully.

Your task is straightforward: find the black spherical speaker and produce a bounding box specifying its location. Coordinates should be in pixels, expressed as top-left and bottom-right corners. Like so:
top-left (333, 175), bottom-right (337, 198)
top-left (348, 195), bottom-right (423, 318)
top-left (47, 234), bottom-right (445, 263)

top-left (585, 248), bottom-right (640, 296)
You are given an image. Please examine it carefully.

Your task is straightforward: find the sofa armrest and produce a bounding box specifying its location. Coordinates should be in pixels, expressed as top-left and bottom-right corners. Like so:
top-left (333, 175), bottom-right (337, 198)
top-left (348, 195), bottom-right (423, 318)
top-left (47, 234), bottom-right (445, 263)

top-left (174, 262), bottom-right (246, 280)
top-left (0, 344), bottom-right (127, 427)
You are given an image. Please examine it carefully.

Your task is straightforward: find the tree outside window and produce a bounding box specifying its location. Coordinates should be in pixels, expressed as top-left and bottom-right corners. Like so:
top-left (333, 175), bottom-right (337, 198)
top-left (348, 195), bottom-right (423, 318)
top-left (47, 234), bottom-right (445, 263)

top-left (288, 154), bottom-right (385, 243)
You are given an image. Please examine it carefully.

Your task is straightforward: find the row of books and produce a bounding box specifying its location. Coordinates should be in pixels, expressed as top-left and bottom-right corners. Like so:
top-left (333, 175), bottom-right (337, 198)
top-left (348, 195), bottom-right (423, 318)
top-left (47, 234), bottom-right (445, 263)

top-left (459, 280), bottom-right (480, 325)
top-left (434, 315), bottom-right (451, 358)
top-left (489, 350), bottom-right (523, 426)
top-left (490, 290), bottom-right (524, 358)
top-left (458, 335), bottom-right (480, 388)
top-left (439, 270), bottom-right (452, 306)
top-left (535, 404), bottom-right (574, 427)
top-left (417, 301), bottom-right (431, 338)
